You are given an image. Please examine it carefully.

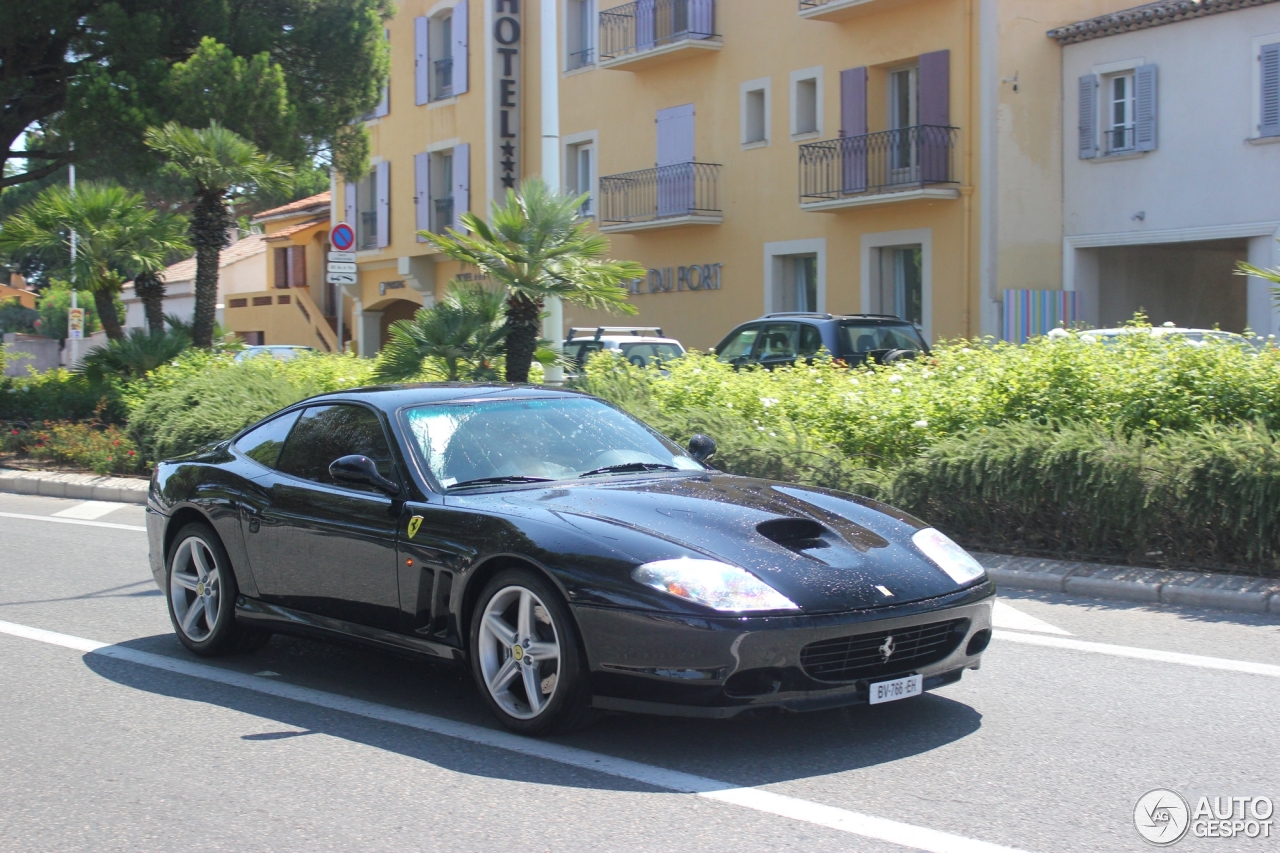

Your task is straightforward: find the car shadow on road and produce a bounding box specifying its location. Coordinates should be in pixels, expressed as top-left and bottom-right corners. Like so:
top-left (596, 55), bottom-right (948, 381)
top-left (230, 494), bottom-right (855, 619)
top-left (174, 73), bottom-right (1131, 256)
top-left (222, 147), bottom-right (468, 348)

top-left (81, 631), bottom-right (984, 792)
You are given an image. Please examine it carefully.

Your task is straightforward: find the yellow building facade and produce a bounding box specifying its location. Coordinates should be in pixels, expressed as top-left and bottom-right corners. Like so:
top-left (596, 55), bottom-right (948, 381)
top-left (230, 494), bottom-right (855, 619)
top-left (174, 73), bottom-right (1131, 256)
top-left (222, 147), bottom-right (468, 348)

top-left (332, 0), bottom-right (1129, 355)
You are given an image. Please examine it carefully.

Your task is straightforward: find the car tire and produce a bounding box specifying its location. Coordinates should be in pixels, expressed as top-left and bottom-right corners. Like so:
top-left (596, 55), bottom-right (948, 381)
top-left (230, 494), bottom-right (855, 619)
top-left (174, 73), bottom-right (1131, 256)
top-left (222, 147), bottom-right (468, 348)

top-left (469, 568), bottom-right (597, 735)
top-left (166, 522), bottom-right (270, 656)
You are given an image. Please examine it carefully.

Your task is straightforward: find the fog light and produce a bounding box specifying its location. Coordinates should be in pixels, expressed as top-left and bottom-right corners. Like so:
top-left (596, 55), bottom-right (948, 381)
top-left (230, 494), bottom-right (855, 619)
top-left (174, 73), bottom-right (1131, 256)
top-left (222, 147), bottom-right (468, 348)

top-left (966, 629), bottom-right (992, 656)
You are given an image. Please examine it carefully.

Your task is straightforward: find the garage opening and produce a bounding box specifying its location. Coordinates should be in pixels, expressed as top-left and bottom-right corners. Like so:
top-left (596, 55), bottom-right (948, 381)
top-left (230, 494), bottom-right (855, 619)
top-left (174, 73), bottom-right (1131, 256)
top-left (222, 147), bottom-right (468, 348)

top-left (1090, 238), bottom-right (1248, 331)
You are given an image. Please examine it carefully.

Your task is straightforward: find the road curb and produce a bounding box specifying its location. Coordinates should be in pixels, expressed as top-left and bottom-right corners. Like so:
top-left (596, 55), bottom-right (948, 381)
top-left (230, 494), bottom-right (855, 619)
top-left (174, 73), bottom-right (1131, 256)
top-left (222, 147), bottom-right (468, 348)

top-left (0, 467), bottom-right (148, 505)
top-left (975, 552), bottom-right (1280, 615)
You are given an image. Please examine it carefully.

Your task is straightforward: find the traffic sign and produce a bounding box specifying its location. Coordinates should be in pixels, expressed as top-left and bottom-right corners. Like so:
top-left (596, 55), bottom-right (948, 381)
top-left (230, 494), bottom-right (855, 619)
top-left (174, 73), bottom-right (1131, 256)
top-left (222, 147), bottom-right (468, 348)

top-left (327, 251), bottom-right (357, 263)
top-left (327, 262), bottom-right (357, 274)
top-left (326, 272), bottom-right (358, 285)
top-left (330, 223), bottom-right (355, 252)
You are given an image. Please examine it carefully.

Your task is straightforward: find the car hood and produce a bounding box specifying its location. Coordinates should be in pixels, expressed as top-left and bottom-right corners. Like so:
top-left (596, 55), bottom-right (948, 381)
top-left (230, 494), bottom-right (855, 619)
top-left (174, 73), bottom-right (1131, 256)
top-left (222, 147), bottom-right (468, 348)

top-left (472, 473), bottom-right (977, 613)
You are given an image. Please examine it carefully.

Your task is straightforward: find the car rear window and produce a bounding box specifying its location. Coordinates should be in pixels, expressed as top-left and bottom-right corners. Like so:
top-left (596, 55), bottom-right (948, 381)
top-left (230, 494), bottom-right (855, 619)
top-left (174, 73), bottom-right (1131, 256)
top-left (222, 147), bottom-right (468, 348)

top-left (619, 342), bottom-right (682, 366)
top-left (838, 323), bottom-right (925, 355)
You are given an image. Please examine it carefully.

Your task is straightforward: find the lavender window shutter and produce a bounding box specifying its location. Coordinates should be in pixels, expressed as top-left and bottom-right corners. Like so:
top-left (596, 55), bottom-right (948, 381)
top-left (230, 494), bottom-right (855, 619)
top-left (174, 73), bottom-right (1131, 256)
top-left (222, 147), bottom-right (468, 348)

top-left (415, 17), bottom-right (429, 106)
top-left (452, 143), bottom-right (470, 232)
top-left (636, 0), bottom-right (655, 51)
top-left (376, 161), bottom-right (390, 249)
top-left (918, 50), bottom-right (951, 183)
top-left (452, 0), bottom-right (469, 95)
top-left (690, 0), bottom-right (713, 39)
top-left (414, 152), bottom-right (430, 241)
top-left (1262, 44), bottom-right (1280, 137)
top-left (345, 181), bottom-right (358, 228)
top-left (840, 67), bottom-right (867, 193)
top-left (1078, 75), bottom-right (1098, 159)
top-left (1134, 64), bottom-right (1157, 152)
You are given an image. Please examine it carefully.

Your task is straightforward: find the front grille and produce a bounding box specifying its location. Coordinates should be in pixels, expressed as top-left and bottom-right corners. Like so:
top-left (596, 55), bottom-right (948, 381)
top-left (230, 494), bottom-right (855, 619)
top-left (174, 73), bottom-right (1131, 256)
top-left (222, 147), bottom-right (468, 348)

top-left (800, 618), bottom-right (967, 683)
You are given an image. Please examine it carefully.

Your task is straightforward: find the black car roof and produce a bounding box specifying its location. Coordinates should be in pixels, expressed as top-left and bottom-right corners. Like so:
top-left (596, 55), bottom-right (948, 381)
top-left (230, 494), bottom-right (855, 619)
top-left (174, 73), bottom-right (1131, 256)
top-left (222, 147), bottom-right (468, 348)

top-left (293, 383), bottom-right (584, 414)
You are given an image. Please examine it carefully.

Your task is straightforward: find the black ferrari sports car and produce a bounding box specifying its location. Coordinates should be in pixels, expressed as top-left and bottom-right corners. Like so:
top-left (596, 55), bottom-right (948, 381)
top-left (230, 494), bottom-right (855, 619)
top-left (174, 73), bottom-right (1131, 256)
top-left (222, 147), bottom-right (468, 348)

top-left (147, 384), bottom-right (995, 733)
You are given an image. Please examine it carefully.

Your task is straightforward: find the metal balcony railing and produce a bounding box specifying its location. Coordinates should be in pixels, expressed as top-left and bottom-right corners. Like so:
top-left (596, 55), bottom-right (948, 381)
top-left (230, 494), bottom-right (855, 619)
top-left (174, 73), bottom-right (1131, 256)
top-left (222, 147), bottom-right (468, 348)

top-left (599, 162), bottom-right (721, 225)
top-left (434, 57), bottom-right (453, 99)
top-left (1106, 125), bottom-right (1135, 154)
top-left (359, 211), bottom-right (378, 249)
top-left (798, 125), bottom-right (959, 202)
top-left (798, 0), bottom-right (837, 8)
top-left (567, 47), bottom-right (595, 70)
top-left (599, 0), bottom-right (717, 62)
top-left (433, 197), bottom-right (454, 232)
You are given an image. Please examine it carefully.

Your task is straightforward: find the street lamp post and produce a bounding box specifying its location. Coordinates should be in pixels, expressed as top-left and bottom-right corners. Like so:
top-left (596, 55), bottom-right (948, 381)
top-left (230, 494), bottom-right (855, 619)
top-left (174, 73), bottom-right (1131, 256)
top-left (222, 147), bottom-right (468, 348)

top-left (540, 0), bottom-right (564, 384)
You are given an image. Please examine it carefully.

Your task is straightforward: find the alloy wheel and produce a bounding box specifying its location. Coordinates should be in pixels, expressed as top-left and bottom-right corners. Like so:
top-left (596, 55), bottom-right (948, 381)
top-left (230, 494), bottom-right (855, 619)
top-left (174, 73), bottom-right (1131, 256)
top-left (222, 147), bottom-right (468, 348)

top-left (477, 585), bottom-right (562, 720)
top-left (169, 536), bottom-right (223, 643)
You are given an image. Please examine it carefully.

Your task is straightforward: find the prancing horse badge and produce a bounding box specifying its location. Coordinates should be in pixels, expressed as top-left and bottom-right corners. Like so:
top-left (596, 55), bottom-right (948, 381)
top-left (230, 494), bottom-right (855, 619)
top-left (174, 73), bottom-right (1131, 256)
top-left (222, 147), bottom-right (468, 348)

top-left (407, 515), bottom-right (424, 539)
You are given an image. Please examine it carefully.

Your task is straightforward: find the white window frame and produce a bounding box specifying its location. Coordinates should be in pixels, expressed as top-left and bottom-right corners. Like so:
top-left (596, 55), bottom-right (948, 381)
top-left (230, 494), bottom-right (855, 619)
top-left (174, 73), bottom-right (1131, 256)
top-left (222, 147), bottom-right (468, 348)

top-left (740, 77), bottom-right (772, 149)
top-left (563, 129), bottom-right (599, 217)
top-left (1104, 71), bottom-right (1136, 153)
top-left (1088, 57), bottom-right (1144, 157)
top-left (1251, 33), bottom-right (1280, 142)
top-left (764, 239), bottom-right (826, 314)
top-left (563, 0), bottom-right (596, 73)
top-left (790, 66), bottom-right (823, 140)
top-left (860, 228), bottom-right (933, 341)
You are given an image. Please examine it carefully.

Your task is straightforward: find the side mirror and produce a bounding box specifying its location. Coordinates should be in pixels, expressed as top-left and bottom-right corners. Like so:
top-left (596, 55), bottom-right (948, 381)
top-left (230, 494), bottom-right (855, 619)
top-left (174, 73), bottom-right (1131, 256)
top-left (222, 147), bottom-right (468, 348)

top-left (329, 454), bottom-right (400, 495)
top-left (687, 434), bottom-right (717, 464)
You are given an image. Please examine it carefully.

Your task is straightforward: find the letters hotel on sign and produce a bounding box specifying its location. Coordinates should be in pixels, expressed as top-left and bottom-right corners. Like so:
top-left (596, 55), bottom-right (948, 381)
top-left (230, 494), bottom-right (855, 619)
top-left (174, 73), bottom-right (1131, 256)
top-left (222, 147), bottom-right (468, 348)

top-left (492, 0), bottom-right (521, 192)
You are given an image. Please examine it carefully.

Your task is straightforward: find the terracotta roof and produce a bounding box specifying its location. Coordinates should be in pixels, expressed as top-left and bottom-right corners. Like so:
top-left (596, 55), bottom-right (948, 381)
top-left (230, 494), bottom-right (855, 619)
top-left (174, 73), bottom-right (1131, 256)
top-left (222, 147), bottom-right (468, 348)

top-left (158, 233), bottom-right (267, 285)
top-left (251, 191), bottom-right (331, 222)
top-left (264, 216), bottom-right (329, 241)
top-left (1049, 0), bottom-right (1279, 44)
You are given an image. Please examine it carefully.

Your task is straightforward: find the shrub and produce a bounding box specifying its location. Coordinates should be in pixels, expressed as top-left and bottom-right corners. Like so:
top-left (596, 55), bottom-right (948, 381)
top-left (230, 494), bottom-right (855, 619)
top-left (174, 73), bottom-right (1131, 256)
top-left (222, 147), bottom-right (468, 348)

top-left (0, 297), bottom-right (40, 334)
top-left (10, 420), bottom-right (143, 476)
top-left (80, 327), bottom-right (192, 382)
top-left (0, 369), bottom-right (124, 424)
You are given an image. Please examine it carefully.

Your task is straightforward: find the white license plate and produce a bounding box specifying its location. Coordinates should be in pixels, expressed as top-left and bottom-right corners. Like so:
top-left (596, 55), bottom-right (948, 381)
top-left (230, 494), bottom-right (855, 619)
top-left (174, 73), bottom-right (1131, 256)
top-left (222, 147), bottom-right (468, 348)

top-left (869, 674), bottom-right (923, 705)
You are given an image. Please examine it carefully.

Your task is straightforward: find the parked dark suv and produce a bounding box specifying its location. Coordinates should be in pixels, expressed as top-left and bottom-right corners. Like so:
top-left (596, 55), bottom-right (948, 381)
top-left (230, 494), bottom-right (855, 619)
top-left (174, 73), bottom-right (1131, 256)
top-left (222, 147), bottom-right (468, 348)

top-left (714, 313), bottom-right (929, 369)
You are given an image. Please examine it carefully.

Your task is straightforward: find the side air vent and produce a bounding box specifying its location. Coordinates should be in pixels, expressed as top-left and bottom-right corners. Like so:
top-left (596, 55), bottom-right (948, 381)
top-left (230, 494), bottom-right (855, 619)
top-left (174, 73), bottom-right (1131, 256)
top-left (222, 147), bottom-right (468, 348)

top-left (756, 517), bottom-right (829, 551)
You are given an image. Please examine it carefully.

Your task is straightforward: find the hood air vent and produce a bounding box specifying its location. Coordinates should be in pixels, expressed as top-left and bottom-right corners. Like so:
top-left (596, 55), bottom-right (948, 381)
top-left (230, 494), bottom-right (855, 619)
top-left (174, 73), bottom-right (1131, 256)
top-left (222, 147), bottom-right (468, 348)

top-left (756, 517), bottom-right (830, 551)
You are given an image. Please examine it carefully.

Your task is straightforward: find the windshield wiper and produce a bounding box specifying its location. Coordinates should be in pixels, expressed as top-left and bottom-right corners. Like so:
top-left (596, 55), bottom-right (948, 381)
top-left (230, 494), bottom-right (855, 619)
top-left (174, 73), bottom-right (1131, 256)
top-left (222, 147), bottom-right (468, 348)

top-left (448, 475), bottom-right (554, 490)
top-left (579, 462), bottom-right (680, 478)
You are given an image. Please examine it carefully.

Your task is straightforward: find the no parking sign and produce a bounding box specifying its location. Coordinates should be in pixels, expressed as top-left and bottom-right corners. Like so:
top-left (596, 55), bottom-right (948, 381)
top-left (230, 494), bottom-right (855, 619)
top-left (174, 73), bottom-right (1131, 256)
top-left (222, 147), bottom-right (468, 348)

top-left (329, 223), bottom-right (355, 252)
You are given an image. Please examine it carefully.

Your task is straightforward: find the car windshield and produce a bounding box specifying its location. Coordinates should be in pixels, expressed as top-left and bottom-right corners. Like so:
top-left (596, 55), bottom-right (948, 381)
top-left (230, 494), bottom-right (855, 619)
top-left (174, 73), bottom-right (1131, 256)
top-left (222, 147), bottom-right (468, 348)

top-left (838, 323), bottom-right (925, 354)
top-left (404, 397), bottom-right (704, 489)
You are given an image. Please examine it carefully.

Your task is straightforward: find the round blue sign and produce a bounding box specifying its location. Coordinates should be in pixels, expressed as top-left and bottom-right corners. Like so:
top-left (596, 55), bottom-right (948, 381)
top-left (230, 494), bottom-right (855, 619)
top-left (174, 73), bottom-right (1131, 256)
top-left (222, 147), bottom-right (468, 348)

top-left (330, 223), bottom-right (355, 251)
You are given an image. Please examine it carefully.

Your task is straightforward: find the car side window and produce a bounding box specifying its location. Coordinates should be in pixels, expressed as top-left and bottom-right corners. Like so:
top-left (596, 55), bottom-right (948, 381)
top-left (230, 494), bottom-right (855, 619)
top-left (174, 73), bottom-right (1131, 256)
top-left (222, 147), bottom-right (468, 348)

top-left (234, 409), bottom-right (302, 469)
top-left (798, 324), bottom-right (824, 358)
top-left (717, 327), bottom-right (760, 361)
top-left (757, 323), bottom-right (800, 361)
top-left (275, 405), bottom-right (396, 491)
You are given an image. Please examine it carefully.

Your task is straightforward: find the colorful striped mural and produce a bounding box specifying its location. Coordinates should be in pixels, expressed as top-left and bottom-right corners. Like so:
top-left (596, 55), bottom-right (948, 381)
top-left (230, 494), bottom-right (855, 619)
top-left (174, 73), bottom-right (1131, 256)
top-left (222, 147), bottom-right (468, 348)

top-left (1002, 289), bottom-right (1078, 344)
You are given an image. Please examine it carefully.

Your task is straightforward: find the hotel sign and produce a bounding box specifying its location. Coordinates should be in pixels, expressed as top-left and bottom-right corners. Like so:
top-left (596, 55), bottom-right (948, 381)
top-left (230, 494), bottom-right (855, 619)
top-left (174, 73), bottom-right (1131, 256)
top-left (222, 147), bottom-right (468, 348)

top-left (629, 263), bottom-right (723, 295)
top-left (492, 0), bottom-right (521, 192)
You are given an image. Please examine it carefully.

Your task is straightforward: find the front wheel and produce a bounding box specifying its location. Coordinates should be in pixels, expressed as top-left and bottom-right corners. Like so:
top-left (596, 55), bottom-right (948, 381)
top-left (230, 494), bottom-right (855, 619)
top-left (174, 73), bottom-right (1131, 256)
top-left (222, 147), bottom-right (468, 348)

top-left (469, 569), bottom-right (596, 735)
top-left (166, 522), bottom-right (270, 656)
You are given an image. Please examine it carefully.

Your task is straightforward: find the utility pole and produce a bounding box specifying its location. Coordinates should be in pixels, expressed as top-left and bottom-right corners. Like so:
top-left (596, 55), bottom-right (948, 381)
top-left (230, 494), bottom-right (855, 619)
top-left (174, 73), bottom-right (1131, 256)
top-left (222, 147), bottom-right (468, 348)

top-left (540, 0), bottom-right (564, 384)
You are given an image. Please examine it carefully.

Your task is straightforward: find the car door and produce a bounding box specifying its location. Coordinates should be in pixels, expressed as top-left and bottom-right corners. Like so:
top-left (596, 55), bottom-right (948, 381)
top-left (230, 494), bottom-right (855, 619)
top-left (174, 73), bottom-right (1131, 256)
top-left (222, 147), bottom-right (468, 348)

top-left (715, 324), bottom-right (762, 366)
top-left (242, 403), bottom-right (403, 629)
top-left (755, 322), bottom-right (801, 369)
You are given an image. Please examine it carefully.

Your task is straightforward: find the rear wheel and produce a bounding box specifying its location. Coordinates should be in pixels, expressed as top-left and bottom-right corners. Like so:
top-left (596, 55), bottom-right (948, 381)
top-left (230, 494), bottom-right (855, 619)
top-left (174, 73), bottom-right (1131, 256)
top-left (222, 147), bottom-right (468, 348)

top-left (469, 569), bottom-right (596, 735)
top-left (166, 522), bottom-right (270, 656)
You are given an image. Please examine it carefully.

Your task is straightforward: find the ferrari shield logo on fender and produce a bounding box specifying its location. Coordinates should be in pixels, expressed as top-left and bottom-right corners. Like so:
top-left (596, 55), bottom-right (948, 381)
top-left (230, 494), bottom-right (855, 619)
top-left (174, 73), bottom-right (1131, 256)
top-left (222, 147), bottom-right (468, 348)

top-left (407, 516), bottom-right (424, 539)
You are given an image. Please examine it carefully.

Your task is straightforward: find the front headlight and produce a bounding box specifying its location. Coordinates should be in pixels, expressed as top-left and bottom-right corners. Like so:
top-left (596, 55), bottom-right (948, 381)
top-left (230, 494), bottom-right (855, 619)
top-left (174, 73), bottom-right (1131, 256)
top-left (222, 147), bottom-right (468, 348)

top-left (912, 528), bottom-right (986, 586)
top-left (632, 558), bottom-right (799, 612)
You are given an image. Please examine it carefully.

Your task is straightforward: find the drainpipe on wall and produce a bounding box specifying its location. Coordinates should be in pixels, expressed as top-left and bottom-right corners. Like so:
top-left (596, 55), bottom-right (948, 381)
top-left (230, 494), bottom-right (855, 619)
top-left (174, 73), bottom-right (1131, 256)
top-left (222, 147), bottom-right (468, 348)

top-left (540, 0), bottom-right (565, 384)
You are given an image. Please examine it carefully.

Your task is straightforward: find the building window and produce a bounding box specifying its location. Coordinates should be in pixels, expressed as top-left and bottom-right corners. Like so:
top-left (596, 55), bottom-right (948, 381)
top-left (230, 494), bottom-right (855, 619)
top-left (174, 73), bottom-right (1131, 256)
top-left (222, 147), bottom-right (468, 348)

top-left (431, 151), bottom-right (454, 233)
top-left (432, 11), bottom-right (454, 99)
top-left (567, 0), bottom-right (595, 69)
top-left (356, 171), bottom-right (378, 250)
top-left (792, 72), bottom-right (820, 137)
top-left (1106, 72), bottom-right (1135, 152)
top-left (888, 66), bottom-right (918, 172)
top-left (771, 254), bottom-right (818, 313)
top-left (741, 78), bottom-right (770, 147)
top-left (873, 245), bottom-right (923, 326)
top-left (566, 140), bottom-right (595, 216)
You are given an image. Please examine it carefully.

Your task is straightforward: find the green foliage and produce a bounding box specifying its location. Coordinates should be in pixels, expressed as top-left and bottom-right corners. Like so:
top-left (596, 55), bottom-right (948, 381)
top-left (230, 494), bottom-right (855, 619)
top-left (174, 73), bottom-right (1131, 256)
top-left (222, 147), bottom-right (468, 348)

top-left (79, 328), bottom-right (192, 382)
top-left (374, 281), bottom-right (507, 382)
top-left (35, 280), bottom-right (103, 342)
top-left (144, 121), bottom-right (294, 203)
top-left (126, 349), bottom-right (376, 461)
top-left (0, 370), bottom-right (124, 424)
top-left (0, 297), bottom-right (39, 333)
top-left (7, 420), bottom-right (143, 476)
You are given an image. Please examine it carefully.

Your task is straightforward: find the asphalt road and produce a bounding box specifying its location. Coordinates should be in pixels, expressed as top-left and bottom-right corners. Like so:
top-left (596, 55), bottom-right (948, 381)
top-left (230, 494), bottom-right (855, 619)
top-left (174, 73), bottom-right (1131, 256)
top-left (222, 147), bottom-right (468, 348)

top-left (1, 491), bottom-right (1277, 853)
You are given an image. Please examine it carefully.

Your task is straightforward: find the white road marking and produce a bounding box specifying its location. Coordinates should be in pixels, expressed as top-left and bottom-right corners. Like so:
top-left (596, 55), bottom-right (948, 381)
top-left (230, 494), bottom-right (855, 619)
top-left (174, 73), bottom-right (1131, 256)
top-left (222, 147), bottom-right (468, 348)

top-left (992, 602), bottom-right (1071, 636)
top-left (0, 511), bottom-right (145, 532)
top-left (994, 630), bottom-right (1280, 678)
top-left (0, 618), bottom-right (1034, 853)
top-left (52, 501), bottom-right (129, 520)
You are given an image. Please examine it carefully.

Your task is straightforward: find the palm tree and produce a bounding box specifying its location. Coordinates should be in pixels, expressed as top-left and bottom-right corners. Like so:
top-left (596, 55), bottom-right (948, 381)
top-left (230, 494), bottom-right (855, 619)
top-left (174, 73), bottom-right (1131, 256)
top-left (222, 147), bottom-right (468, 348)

top-left (145, 121), bottom-right (292, 348)
top-left (132, 210), bottom-right (190, 333)
top-left (423, 178), bottom-right (643, 383)
top-left (374, 280), bottom-right (508, 382)
top-left (0, 182), bottom-right (188, 341)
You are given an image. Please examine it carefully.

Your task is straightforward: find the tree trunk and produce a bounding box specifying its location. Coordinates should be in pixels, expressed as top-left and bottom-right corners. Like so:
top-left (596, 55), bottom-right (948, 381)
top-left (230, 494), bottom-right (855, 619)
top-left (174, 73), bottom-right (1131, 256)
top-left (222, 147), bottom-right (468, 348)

top-left (92, 287), bottom-right (124, 341)
top-left (190, 191), bottom-right (232, 348)
top-left (503, 292), bottom-right (542, 383)
top-left (133, 271), bottom-right (166, 334)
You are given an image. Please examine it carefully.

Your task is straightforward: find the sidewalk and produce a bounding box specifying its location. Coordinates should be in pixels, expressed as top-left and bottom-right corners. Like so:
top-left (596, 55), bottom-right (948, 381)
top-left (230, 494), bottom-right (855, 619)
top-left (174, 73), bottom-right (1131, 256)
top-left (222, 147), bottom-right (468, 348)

top-left (0, 467), bottom-right (149, 505)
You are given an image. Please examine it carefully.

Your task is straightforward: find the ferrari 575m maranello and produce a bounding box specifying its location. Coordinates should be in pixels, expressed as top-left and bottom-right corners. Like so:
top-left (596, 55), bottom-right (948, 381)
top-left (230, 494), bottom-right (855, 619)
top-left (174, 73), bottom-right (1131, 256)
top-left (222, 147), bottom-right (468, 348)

top-left (147, 384), bottom-right (995, 733)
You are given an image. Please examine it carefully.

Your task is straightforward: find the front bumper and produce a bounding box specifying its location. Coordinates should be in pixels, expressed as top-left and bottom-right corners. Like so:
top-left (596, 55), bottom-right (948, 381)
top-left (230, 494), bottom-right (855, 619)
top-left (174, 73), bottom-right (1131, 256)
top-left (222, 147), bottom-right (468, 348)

top-left (573, 580), bottom-right (995, 718)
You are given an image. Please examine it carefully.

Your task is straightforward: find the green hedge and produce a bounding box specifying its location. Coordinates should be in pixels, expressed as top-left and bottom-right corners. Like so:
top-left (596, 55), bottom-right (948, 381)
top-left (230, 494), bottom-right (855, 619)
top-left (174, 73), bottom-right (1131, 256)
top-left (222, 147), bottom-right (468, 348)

top-left (0, 369), bottom-right (125, 424)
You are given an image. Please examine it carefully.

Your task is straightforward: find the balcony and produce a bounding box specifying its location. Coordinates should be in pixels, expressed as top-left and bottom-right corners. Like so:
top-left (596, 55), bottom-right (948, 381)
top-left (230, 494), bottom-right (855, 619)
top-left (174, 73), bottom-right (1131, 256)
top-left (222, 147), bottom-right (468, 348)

top-left (599, 0), bottom-right (720, 71)
top-left (798, 125), bottom-right (960, 211)
top-left (599, 162), bottom-right (722, 232)
top-left (797, 0), bottom-right (923, 22)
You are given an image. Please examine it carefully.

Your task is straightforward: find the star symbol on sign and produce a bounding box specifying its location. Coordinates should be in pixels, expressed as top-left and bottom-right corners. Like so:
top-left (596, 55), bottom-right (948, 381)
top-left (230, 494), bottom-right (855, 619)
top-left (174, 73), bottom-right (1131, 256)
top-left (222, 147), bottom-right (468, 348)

top-left (501, 143), bottom-right (515, 156)
top-left (501, 158), bottom-right (516, 172)
top-left (502, 175), bottom-right (516, 188)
